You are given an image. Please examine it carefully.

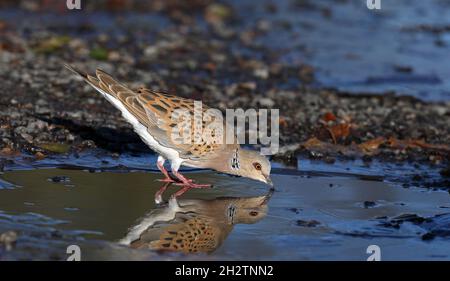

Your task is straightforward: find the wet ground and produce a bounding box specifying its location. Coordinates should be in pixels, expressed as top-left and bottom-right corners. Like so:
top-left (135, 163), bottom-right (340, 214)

top-left (1, 155), bottom-right (449, 260)
top-left (1, 0), bottom-right (450, 260)
top-left (0, 0), bottom-right (449, 164)
top-left (242, 0), bottom-right (450, 101)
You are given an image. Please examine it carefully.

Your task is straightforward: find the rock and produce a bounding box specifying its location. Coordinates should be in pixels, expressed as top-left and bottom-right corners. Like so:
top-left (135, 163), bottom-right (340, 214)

top-left (258, 98), bottom-right (275, 107)
top-left (205, 3), bottom-right (233, 25)
top-left (363, 201), bottom-right (377, 208)
top-left (26, 120), bottom-right (48, 132)
top-left (296, 219), bottom-right (321, 227)
top-left (0, 230), bottom-right (18, 251)
top-left (108, 51), bottom-right (121, 62)
top-left (35, 106), bottom-right (51, 114)
top-left (253, 67), bottom-right (269, 79)
top-left (20, 133), bottom-right (33, 143)
top-left (35, 151), bottom-right (46, 160)
top-left (48, 176), bottom-right (71, 183)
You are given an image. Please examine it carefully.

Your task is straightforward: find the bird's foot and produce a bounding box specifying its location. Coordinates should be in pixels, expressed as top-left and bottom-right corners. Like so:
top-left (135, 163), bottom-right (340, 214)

top-left (157, 177), bottom-right (196, 184)
top-left (156, 177), bottom-right (177, 183)
top-left (174, 182), bottom-right (212, 188)
top-left (171, 182), bottom-right (212, 199)
top-left (168, 170), bottom-right (212, 198)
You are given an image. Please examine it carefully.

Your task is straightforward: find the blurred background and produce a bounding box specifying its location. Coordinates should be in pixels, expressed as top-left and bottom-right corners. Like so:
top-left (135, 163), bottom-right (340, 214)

top-left (2, 0), bottom-right (450, 99)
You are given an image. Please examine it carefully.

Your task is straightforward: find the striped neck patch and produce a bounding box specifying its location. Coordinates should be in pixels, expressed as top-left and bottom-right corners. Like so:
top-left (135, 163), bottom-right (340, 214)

top-left (230, 148), bottom-right (240, 170)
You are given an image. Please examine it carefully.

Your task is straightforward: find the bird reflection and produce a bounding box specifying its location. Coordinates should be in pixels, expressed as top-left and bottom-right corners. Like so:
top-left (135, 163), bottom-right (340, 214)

top-left (119, 184), bottom-right (273, 254)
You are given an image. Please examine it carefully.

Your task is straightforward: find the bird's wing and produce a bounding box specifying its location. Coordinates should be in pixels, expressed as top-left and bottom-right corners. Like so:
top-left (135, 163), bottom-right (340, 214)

top-left (151, 216), bottom-right (227, 253)
top-left (134, 87), bottom-right (238, 160)
top-left (66, 65), bottom-right (238, 160)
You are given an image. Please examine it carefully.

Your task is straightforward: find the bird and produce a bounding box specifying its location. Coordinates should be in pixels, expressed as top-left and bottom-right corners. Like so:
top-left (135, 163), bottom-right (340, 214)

top-left (64, 64), bottom-right (272, 199)
top-left (120, 185), bottom-right (273, 254)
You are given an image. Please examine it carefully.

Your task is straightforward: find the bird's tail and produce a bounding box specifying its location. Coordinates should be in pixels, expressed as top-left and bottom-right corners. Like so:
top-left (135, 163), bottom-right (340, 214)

top-left (64, 63), bottom-right (104, 91)
top-left (64, 63), bottom-right (88, 80)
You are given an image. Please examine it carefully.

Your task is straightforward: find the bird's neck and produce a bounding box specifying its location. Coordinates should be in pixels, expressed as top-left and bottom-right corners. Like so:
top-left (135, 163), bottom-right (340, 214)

top-left (209, 148), bottom-right (242, 176)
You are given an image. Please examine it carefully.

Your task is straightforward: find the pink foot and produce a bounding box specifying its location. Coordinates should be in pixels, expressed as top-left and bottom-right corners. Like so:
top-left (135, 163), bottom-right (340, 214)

top-left (171, 184), bottom-right (211, 199)
top-left (171, 170), bottom-right (212, 198)
top-left (154, 182), bottom-right (171, 204)
top-left (157, 177), bottom-right (177, 183)
top-left (173, 182), bottom-right (211, 188)
top-left (157, 176), bottom-right (195, 184)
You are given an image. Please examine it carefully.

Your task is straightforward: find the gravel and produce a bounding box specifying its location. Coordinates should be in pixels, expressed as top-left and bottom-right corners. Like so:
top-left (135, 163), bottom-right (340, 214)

top-left (0, 1), bottom-right (448, 168)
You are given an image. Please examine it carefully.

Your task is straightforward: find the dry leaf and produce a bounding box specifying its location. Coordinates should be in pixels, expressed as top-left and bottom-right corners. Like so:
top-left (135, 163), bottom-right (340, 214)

top-left (322, 112), bottom-right (337, 122)
top-left (358, 137), bottom-right (386, 154)
top-left (326, 123), bottom-right (351, 144)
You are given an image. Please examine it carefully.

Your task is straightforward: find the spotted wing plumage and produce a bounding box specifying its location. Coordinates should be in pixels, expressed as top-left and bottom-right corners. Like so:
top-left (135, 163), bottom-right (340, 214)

top-left (66, 65), bottom-right (238, 160)
top-left (134, 88), bottom-right (233, 160)
top-left (130, 214), bottom-right (232, 253)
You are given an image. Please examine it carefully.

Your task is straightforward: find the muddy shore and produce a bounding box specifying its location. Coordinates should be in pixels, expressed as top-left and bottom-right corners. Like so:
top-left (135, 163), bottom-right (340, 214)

top-left (1, 0), bottom-right (450, 262)
top-left (0, 1), bottom-right (449, 183)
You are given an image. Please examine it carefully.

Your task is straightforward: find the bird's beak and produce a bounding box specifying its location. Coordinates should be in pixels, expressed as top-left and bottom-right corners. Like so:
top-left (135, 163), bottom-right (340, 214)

top-left (264, 175), bottom-right (273, 186)
top-left (259, 187), bottom-right (275, 205)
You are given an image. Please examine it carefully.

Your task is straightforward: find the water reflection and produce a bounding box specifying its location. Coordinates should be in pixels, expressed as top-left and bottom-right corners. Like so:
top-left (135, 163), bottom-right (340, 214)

top-left (120, 184), bottom-right (274, 254)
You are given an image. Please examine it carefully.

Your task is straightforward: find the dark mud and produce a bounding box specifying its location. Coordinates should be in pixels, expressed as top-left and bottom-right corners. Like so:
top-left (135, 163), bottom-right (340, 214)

top-left (0, 0), bottom-right (449, 168)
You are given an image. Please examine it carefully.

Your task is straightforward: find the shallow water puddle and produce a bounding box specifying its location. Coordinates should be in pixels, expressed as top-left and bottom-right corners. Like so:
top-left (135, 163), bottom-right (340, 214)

top-left (0, 167), bottom-right (449, 260)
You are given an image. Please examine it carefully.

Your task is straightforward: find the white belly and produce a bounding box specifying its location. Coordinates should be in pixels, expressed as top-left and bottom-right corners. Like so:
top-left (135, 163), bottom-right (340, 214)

top-left (118, 197), bottom-right (181, 245)
top-left (91, 85), bottom-right (182, 166)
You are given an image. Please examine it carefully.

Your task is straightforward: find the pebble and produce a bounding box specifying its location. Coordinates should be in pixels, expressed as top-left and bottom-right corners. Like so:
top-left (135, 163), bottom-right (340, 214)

top-left (296, 220), bottom-right (321, 227)
top-left (48, 176), bottom-right (71, 183)
top-left (0, 230), bottom-right (18, 251)
top-left (0, 0), bottom-right (448, 179)
top-left (258, 98), bottom-right (275, 107)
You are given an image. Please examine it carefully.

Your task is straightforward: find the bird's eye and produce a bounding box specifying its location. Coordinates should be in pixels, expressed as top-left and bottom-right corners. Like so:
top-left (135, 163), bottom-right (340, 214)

top-left (249, 211), bottom-right (258, 216)
top-left (253, 162), bottom-right (262, 171)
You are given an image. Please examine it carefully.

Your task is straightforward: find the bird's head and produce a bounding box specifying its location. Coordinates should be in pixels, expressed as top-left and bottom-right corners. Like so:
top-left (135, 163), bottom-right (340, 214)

top-left (230, 188), bottom-right (273, 224)
top-left (231, 149), bottom-right (272, 186)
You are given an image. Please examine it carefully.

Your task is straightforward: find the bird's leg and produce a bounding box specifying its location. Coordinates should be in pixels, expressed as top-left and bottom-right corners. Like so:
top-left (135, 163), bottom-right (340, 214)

top-left (156, 156), bottom-right (194, 183)
top-left (156, 156), bottom-right (177, 183)
top-left (172, 170), bottom-right (211, 189)
top-left (154, 182), bottom-right (171, 204)
top-left (172, 185), bottom-right (192, 199)
top-left (171, 178), bottom-right (211, 199)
